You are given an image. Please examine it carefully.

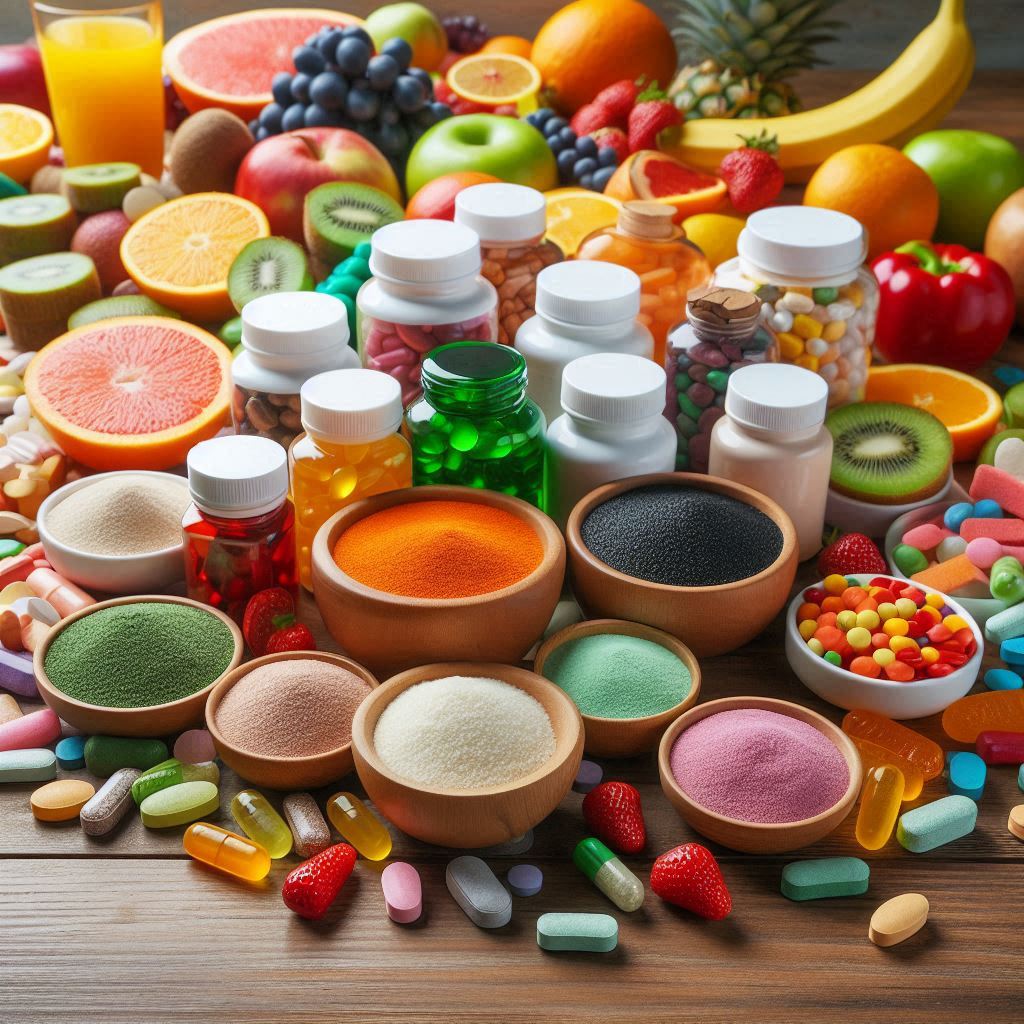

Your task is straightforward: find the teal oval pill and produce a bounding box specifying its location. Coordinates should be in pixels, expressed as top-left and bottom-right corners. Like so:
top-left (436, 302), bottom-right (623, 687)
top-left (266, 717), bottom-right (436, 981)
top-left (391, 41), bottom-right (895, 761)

top-left (897, 795), bottom-right (977, 853)
top-left (947, 751), bottom-right (986, 800)
top-left (0, 538), bottom-right (25, 558)
top-left (1019, 763), bottom-right (1024, 792)
top-left (893, 544), bottom-right (928, 576)
top-left (1000, 638), bottom-right (1024, 666)
top-left (0, 748), bottom-right (57, 783)
top-left (537, 913), bottom-right (617, 953)
top-left (55, 735), bottom-right (86, 770)
top-left (984, 668), bottom-right (1023, 690)
top-left (780, 857), bottom-right (869, 901)
top-left (972, 499), bottom-right (1003, 519)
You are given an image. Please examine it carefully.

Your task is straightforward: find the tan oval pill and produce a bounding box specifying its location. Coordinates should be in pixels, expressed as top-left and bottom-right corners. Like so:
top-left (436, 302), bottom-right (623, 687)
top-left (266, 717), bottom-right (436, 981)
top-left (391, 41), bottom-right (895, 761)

top-left (869, 892), bottom-right (929, 947)
top-left (31, 779), bottom-right (96, 822)
top-left (1008, 805), bottom-right (1024, 841)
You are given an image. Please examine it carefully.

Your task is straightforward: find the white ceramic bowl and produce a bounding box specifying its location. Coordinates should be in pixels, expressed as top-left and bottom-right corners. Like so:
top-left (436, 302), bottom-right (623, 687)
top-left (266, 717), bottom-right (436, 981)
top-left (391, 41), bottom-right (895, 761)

top-left (785, 573), bottom-right (983, 720)
top-left (825, 471), bottom-right (953, 538)
top-left (37, 471), bottom-right (190, 595)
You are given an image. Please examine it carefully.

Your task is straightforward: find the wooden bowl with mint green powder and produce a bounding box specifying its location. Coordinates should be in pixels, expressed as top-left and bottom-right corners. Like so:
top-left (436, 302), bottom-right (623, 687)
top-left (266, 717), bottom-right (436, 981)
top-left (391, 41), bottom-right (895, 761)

top-left (34, 596), bottom-right (243, 737)
top-left (534, 619), bottom-right (702, 758)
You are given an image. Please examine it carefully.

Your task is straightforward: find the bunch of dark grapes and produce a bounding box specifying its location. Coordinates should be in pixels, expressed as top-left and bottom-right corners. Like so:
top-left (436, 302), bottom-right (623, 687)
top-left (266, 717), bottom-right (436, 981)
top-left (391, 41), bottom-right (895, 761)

top-left (442, 15), bottom-right (489, 54)
top-left (251, 25), bottom-right (452, 178)
top-left (524, 108), bottom-right (619, 192)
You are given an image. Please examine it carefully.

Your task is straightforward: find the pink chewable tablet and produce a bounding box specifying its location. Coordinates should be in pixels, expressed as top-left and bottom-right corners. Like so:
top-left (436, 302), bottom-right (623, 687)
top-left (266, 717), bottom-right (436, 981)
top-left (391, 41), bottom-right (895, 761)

top-left (173, 729), bottom-right (216, 765)
top-left (966, 537), bottom-right (1003, 569)
top-left (381, 861), bottom-right (422, 924)
top-left (902, 523), bottom-right (946, 551)
top-left (0, 707), bottom-right (60, 752)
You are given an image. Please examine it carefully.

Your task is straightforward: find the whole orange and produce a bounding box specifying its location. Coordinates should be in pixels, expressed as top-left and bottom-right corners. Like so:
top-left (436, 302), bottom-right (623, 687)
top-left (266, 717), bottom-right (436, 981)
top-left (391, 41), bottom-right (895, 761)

top-left (803, 144), bottom-right (940, 260)
top-left (481, 35), bottom-right (533, 59)
top-left (531, 0), bottom-right (676, 114)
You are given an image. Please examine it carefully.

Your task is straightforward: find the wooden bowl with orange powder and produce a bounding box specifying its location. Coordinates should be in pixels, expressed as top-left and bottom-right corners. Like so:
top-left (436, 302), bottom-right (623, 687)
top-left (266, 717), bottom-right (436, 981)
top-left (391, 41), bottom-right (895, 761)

top-left (311, 486), bottom-right (566, 677)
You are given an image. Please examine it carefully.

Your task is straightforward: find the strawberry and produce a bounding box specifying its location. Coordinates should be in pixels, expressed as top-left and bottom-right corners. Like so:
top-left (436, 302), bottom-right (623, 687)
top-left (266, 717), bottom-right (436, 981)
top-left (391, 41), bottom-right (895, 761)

top-left (627, 85), bottom-right (682, 154)
top-left (570, 102), bottom-right (614, 137)
top-left (817, 532), bottom-right (888, 577)
top-left (241, 587), bottom-right (295, 656)
top-left (718, 131), bottom-right (784, 214)
top-left (265, 622), bottom-right (317, 654)
top-left (591, 79), bottom-right (642, 128)
top-left (581, 781), bottom-right (646, 854)
top-left (590, 126), bottom-right (629, 164)
top-left (282, 843), bottom-right (357, 920)
top-left (650, 843), bottom-right (731, 920)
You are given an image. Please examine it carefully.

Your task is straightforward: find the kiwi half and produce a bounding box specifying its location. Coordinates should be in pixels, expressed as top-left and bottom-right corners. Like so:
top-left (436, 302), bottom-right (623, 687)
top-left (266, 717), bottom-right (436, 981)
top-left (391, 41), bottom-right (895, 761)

top-left (826, 401), bottom-right (953, 505)
top-left (0, 194), bottom-right (76, 266)
top-left (63, 162), bottom-right (141, 213)
top-left (68, 294), bottom-right (182, 330)
top-left (0, 251), bottom-right (101, 350)
top-left (303, 182), bottom-right (403, 270)
top-left (227, 236), bottom-right (313, 312)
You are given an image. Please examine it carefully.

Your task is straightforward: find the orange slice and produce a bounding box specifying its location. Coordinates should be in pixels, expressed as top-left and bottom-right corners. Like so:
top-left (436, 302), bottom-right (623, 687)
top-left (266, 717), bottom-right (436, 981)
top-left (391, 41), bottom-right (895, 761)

top-left (120, 192), bottom-right (269, 322)
top-left (866, 363), bottom-right (1003, 463)
top-left (447, 54), bottom-right (542, 109)
top-left (24, 317), bottom-right (231, 471)
top-left (544, 187), bottom-right (621, 256)
top-left (0, 105), bottom-right (53, 185)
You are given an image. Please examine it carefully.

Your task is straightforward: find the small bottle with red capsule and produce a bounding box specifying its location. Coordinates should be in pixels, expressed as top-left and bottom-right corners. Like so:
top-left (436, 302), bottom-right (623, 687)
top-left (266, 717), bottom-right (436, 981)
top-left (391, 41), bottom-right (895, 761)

top-left (183, 435), bottom-right (297, 623)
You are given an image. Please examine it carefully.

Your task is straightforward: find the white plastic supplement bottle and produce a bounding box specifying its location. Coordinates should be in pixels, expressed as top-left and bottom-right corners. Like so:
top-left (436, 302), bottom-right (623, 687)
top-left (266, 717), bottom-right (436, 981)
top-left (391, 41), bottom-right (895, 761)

top-left (708, 362), bottom-right (832, 562)
top-left (546, 352), bottom-right (676, 528)
top-left (515, 261), bottom-right (654, 425)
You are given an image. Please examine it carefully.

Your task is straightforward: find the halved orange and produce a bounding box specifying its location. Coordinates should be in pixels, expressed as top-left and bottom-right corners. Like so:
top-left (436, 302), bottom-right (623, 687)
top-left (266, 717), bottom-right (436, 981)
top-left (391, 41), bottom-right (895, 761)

top-left (0, 105), bottom-right (53, 185)
top-left (480, 36), bottom-right (534, 59)
top-left (24, 316), bottom-right (231, 470)
top-left (120, 192), bottom-right (269, 322)
top-left (447, 53), bottom-right (542, 110)
top-left (544, 187), bottom-right (621, 256)
top-left (866, 363), bottom-right (1003, 463)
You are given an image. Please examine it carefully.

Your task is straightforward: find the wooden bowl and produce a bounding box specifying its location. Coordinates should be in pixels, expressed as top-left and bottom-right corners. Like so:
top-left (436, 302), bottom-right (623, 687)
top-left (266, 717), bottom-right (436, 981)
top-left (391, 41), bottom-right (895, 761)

top-left (34, 595), bottom-right (243, 737)
top-left (205, 651), bottom-right (380, 790)
top-left (311, 485), bottom-right (565, 677)
top-left (351, 662), bottom-right (584, 848)
top-left (534, 618), bottom-right (701, 758)
top-left (657, 696), bottom-right (861, 854)
top-left (566, 472), bottom-right (798, 657)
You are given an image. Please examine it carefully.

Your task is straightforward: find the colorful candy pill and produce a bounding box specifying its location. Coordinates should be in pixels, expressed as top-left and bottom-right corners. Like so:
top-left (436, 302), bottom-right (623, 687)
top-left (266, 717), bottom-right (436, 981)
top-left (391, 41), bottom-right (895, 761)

top-left (55, 735), bottom-right (85, 770)
top-left (573, 759), bottom-right (603, 794)
top-left (131, 758), bottom-right (219, 805)
top-left (975, 730), bottom-right (1024, 764)
top-left (1008, 805), bottom-right (1024, 842)
top-left (84, 735), bottom-right (169, 777)
top-left (139, 780), bottom-right (219, 829)
top-left (446, 855), bottom-right (512, 929)
top-left (936, 535), bottom-right (967, 562)
top-left (230, 789), bottom-right (293, 859)
top-left (902, 523), bottom-right (945, 550)
top-left (984, 667), bottom-right (1024, 690)
top-left (326, 791), bottom-right (392, 860)
top-left (973, 498), bottom-right (1003, 518)
top-left (574, 837), bottom-right (644, 912)
top-left (947, 751), bottom-right (986, 799)
top-left (847, 736), bottom-right (924, 800)
top-left (283, 792), bottom-right (331, 859)
top-left (507, 863), bottom-right (544, 897)
top-left (943, 503), bottom-right (974, 532)
top-left (537, 913), bottom-right (617, 953)
top-left (1001, 637), bottom-right (1024, 665)
top-left (80, 768), bottom-right (141, 837)
top-left (183, 822), bottom-right (271, 881)
top-left (855, 764), bottom-right (904, 851)
top-left (31, 778), bottom-right (95, 821)
top-left (0, 693), bottom-right (21, 725)
top-left (381, 861), bottom-right (423, 923)
top-left (897, 795), bottom-right (977, 853)
top-left (869, 893), bottom-right (929, 947)
top-left (942, 690), bottom-right (1024, 742)
top-left (892, 544), bottom-right (928, 576)
top-left (780, 857), bottom-right (869, 901)
top-left (0, 707), bottom-right (60, 752)
top-left (843, 710), bottom-right (944, 780)
top-left (0, 747), bottom-right (56, 783)
top-left (173, 729), bottom-right (216, 765)
top-left (991, 556), bottom-right (1024, 605)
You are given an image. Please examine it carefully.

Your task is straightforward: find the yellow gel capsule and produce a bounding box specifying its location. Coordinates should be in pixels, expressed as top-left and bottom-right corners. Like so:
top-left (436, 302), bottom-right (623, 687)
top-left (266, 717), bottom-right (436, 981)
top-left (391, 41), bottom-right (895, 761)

top-left (327, 791), bottom-right (392, 860)
top-left (230, 789), bottom-right (293, 859)
top-left (183, 822), bottom-right (271, 881)
top-left (855, 765), bottom-right (905, 851)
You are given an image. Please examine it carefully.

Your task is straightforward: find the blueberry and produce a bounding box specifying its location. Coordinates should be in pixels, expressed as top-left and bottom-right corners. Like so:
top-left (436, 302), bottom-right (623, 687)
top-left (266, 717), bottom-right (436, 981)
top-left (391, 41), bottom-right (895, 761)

top-left (341, 25), bottom-right (374, 47)
top-left (345, 85), bottom-right (381, 122)
top-left (367, 54), bottom-right (400, 91)
top-left (290, 73), bottom-right (312, 103)
top-left (376, 120), bottom-right (410, 157)
top-left (597, 146), bottom-right (619, 167)
top-left (413, 105), bottom-right (436, 127)
top-left (248, 118), bottom-right (260, 135)
top-left (271, 72), bottom-right (293, 107)
top-left (379, 99), bottom-right (401, 125)
top-left (335, 37), bottom-right (371, 77)
top-left (547, 116), bottom-right (567, 133)
top-left (576, 136), bottom-right (598, 158)
top-left (310, 71), bottom-right (348, 110)
top-left (534, 107), bottom-right (554, 124)
top-left (548, 136), bottom-right (566, 155)
top-left (304, 103), bottom-right (336, 127)
top-left (258, 103), bottom-right (284, 133)
top-left (557, 149), bottom-right (577, 176)
top-left (317, 29), bottom-right (345, 62)
top-left (392, 74), bottom-right (427, 113)
top-left (579, 173), bottom-right (594, 190)
top-left (281, 103), bottom-right (307, 133)
top-left (381, 37), bottom-right (413, 71)
top-left (592, 165), bottom-right (616, 191)
top-left (293, 45), bottom-right (326, 76)
top-left (429, 101), bottom-right (452, 121)
top-left (406, 67), bottom-right (434, 96)
top-left (255, 126), bottom-right (270, 142)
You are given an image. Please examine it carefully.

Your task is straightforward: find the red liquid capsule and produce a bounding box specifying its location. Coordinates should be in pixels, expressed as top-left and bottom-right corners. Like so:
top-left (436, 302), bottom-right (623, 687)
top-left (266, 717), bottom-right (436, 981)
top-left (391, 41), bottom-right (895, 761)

top-left (976, 731), bottom-right (1024, 764)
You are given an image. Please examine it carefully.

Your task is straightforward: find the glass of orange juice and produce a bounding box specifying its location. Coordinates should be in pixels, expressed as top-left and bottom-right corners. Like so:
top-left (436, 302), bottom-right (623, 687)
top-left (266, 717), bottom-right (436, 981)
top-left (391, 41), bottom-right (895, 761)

top-left (32, 1), bottom-right (165, 176)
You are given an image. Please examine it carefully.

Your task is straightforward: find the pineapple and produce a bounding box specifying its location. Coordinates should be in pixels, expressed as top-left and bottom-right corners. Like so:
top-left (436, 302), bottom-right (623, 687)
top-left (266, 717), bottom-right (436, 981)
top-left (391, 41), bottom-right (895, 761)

top-left (665, 0), bottom-right (844, 118)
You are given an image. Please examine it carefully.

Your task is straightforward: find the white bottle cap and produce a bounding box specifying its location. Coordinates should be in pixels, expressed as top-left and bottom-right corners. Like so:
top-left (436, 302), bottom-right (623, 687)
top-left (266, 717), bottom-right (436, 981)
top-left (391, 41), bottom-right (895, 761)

top-left (241, 291), bottom-right (349, 357)
top-left (187, 435), bottom-right (289, 518)
top-left (535, 261), bottom-right (641, 325)
top-left (454, 183), bottom-right (547, 244)
top-left (369, 220), bottom-right (481, 283)
top-left (561, 352), bottom-right (667, 424)
top-left (300, 368), bottom-right (404, 443)
top-left (738, 206), bottom-right (868, 287)
top-left (724, 363), bottom-right (828, 434)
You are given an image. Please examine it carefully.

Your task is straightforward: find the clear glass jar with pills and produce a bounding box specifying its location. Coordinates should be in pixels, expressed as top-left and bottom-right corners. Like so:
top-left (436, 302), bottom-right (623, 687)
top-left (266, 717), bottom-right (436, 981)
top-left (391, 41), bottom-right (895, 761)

top-left (357, 220), bottom-right (498, 408)
top-left (712, 206), bottom-right (879, 407)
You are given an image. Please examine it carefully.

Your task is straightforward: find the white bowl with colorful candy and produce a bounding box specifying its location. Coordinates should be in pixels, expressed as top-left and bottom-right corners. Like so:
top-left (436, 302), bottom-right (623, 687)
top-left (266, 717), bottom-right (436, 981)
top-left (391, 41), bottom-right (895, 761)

top-left (785, 573), bottom-right (983, 719)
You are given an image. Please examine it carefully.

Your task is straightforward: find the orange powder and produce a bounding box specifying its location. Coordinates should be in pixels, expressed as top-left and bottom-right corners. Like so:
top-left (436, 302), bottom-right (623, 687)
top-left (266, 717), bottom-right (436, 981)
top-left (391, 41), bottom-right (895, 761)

top-left (332, 500), bottom-right (543, 598)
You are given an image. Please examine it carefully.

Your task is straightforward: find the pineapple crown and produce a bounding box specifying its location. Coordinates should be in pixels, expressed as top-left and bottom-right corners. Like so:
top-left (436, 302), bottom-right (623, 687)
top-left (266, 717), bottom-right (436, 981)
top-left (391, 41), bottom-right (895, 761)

top-left (667, 0), bottom-right (846, 81)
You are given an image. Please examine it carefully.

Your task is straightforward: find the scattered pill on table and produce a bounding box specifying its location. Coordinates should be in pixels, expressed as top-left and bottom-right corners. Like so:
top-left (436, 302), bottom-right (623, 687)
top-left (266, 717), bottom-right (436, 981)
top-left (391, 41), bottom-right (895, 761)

top-left (507, 864), bottom-right (544, 897)
top-left (446, 856), bottom-right (512, 929)
top-left (31, 778), bottom-right (95, 822)
top-left (0, 707), bottom-right (61, 752)
top-left (0, 747), bottom-right (56, 783)
top-left (975, 731), bottom-right (1024, 765)
top-left (780, 857), bottom-right (870, 901)
top-left (173, 729), bottom-right (216, 765)
top-left (536, 913), bottom-right (618, 953)
top-left (139, 780), bottom-right (219, 829)
top-left (183, 822), bottom-right (271, 881)
top-left (572, 760), bottom-right (603, 794)
top-left (573, 837), bottom-right (645, 912)
top-left (84, 735), bottom-right (169, 777)
top-left (947, 751), bottom-right (987, 800)
top-left (983, 668), bottom-right (1024, 691)
top-left (283, 792), bottom-right (331, 859)
top-left (80, 768), bottom-right (141, 837)
top-left (897, 795), bottom-right (978, 853)
top-left (0, 693), bottom-right (21, 726)
top-left (855, 765), bottom-right (904, 851)
top-left (381, 862), bottom-right (422, 924)
top-left (869, 893), bottom-right (929, 947)
top-left (131, 758), bottom-right (220, 804)
top-left (326, 792), bottom-right (392, 861)
top-left (55, 735), bottom-right (86, 770)
top-left (231, 789), bottom-right (293, 859)
top-left (1008, 805), bottom-right (1024, 842)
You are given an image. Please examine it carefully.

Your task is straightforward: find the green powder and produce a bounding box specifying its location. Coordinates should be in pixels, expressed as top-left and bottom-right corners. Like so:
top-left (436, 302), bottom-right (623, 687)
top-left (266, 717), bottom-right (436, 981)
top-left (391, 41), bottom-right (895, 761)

top-left (541, 633), bottom-right (692, 719)
top-left (45, 603), bottom-right (235, 709)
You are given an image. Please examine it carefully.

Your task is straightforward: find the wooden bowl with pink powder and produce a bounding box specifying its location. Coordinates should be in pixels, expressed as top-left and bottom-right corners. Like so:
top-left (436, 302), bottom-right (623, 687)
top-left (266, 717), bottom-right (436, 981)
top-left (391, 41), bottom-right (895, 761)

top-left (206, 651), bottom-right (380, 790)
top-left (657, 696), bottom-right (861, 853)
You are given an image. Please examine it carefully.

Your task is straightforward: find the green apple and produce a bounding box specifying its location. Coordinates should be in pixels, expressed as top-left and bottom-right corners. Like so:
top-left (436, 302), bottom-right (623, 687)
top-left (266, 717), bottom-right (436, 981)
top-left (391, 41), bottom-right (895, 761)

top-left (405, 114), bottom-right (558, 197)
top-left (978, 427), bottom-right (1024, 466)
top-left (365, 3), bottom-right (447, 72)
top-left (904, 130), bottom-right (1024, 250)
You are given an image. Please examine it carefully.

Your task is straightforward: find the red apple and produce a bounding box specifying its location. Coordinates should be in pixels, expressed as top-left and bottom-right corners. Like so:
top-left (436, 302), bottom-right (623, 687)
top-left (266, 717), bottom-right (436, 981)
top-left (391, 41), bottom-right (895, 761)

top-left (0, 45), bottom-right (50, 117)
top-left (234, 128), bottom-right (402, 242)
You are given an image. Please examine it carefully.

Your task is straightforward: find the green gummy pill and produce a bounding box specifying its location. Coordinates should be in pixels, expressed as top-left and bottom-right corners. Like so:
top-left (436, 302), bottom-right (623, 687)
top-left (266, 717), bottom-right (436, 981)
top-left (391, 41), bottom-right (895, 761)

top-left (84, 736), bottom-right (169, 778)
top-left (812, 286), bottom-right (839, 305)
top-left (897, 795), bottom-right (977, 853)
top-left (824, 650), bottom-right (842, 666)
top-left (131, 757), bottom-right (220, 805)
top-left (674, 372), bottom-right (692, 392)
top-left (139, 780), bottom-right (219, 829)
top-left (706, 369), bottom-right (729, 393)
top-left (677, 393), bottom-right (701, 420)
top-left (337, 257), bottom-right (371, 281)
top-left (0, 538), bottom-right (25, 558)
top-left (893, 543), bottom-right (928, 576)
top-left (780, 857), bottom-right (869, 901)
top-left (536, 913), bottom-right (617, 952)
top-left (353, 241), bottom-right (372, 259)
top-left (218, 316), bottom-right (243, 349)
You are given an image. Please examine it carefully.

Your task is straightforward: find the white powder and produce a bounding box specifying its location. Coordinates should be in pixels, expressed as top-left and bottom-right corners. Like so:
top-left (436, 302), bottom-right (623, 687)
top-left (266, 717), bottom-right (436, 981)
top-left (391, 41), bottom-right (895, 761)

top-left (46, 474), bottom-right (191, 555)
top-left (373, 675), bottom-right (557, 790)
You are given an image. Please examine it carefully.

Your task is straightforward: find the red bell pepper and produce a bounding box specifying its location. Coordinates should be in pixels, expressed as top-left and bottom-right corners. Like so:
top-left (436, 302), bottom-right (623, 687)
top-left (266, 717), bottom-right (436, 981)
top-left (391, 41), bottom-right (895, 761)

top-left (871, 241), bottom-right (1015, 372)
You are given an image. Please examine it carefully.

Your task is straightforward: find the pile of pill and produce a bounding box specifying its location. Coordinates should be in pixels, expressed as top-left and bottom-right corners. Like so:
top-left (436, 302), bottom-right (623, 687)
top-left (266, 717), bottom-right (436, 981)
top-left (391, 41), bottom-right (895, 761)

top-left (796, 574), bottom-right (977, 680)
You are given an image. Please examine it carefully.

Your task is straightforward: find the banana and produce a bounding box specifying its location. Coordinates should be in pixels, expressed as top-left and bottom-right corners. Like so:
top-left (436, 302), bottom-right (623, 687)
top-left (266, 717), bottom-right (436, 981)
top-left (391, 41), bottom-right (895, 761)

top-left (665, 0), bottom-right (975, 183)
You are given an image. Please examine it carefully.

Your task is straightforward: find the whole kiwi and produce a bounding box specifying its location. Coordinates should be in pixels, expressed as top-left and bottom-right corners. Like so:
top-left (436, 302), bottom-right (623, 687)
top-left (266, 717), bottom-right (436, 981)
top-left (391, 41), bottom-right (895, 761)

top-left (169, 109), bottom-right (254, 194)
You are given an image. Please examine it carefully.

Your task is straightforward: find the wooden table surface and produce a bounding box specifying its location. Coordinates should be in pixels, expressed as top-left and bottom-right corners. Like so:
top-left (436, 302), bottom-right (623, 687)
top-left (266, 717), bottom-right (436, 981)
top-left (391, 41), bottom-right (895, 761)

top-left (3, 72), bottom-right (1024, 1024)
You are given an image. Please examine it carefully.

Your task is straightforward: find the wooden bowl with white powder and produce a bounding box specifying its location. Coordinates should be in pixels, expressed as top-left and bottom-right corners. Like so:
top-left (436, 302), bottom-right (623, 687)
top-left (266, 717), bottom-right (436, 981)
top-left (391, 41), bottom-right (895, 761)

top-left (351, 662), bottom-right (584, 848)
top-left (38, 471), bottom-right (192, 594)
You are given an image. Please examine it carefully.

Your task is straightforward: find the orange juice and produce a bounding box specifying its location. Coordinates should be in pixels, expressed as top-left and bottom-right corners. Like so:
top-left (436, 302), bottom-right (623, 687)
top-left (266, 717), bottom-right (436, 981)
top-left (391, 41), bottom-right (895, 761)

top-left (37, 10), bottom-right (164, 176)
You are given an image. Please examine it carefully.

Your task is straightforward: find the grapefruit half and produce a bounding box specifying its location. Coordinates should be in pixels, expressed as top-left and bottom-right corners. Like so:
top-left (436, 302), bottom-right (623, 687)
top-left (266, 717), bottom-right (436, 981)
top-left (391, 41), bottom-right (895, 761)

top-left (605, 151), bottom-right (728, 222)
top-left (164, 9), bottom-right (363, 120)
top-left (25, 317), bottom-right (232, 471)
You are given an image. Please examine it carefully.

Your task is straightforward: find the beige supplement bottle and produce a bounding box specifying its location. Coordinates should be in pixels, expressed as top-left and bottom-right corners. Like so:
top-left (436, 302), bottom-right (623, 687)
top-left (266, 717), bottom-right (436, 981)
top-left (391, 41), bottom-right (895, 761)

top-left (708, 362), bottom-right (832, 562)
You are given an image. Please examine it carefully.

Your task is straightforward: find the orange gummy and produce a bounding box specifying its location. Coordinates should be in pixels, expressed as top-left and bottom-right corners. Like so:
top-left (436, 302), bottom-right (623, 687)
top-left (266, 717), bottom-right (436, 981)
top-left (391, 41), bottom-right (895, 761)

top-left (851, 656), bottom-right (881, 678)
top-left (842, 709), bottom-right (944, 780)
top-left (942, 690), bottom-right (1024, 744)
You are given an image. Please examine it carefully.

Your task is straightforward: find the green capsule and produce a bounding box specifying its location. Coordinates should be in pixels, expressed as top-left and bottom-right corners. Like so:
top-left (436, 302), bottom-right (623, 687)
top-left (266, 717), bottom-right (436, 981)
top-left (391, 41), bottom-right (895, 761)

top-left (230, 789), bottom-right (293, 859)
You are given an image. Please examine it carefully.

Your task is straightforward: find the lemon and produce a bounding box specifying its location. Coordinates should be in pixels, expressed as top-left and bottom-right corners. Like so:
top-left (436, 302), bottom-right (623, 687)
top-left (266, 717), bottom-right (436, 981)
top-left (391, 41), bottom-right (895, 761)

top-left (681, 213), bottom-right (745, 268)
top-left (544, 188), bottom-right (621, 257)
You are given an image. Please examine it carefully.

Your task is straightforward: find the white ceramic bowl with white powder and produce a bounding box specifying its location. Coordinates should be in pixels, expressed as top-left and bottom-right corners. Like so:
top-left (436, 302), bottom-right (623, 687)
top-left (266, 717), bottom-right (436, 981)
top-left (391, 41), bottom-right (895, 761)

top-left (37, 471), bottom-right (192, 594)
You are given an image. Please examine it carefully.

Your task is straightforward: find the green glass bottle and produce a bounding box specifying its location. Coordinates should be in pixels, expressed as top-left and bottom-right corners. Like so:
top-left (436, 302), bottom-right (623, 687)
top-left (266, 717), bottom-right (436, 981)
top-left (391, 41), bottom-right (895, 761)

top-left (405, 341), bottom-right (546, 507)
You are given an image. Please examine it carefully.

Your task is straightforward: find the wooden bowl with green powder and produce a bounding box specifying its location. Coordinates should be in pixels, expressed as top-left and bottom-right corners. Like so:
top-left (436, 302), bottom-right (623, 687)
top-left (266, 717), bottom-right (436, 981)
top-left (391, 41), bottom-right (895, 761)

top-left (34, 596), bottom-right (243, 737)
top-left (534, 619), bottom-right (702, 758)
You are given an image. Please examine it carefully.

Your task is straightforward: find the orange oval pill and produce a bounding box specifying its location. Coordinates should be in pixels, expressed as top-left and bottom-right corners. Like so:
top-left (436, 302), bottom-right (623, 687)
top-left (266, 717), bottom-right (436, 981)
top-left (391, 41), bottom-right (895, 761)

top-left (869, 893), bottom-right (929, 947)
top-left (31, 779), bottom-right (95, 821)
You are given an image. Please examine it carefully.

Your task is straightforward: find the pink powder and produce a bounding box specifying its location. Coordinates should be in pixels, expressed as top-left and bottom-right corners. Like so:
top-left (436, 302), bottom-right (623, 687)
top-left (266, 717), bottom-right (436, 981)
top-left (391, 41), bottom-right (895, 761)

top-left (669, 708), bottom-right (849, 824)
